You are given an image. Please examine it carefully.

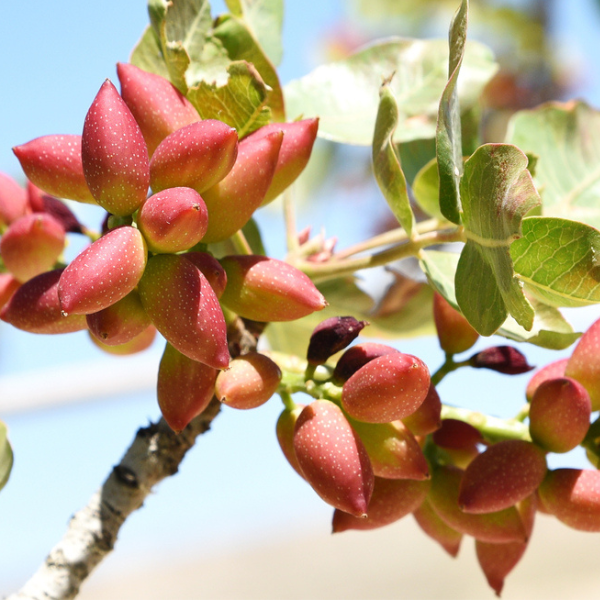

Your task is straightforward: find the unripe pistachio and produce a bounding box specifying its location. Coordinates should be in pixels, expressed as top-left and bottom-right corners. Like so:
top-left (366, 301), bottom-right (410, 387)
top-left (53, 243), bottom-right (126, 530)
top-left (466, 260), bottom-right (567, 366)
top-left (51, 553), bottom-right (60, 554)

top-left (525, 358), bottom-right (568, 402)
top-left (138, 253), bottom-right (229, 369)
top-left (82, 80), bottom-right (150, 216)
top-left (200, 131), bottom-right (284, 243)
top-left (215, 352), bottom-right (281, 410)
top-left (157, 343), bottom-right (218, 433)
top-left (116, 62), bottom-right (201, 156)
top-left (89, 325), bottom-right (156, 356)
top-left (137, 187), bottom-right (208, 253)
top-left (538, 468), bottom-right (600, 531)
top-left (86, 290), bottom-right (151, 346)
top-left (58, 226), bottom-right (147, 315)
top-left (332, 476), bottom-right (430, 532)
top-left (293, 400), bottom-right (374, 518)
top-left (433, 292), bottom-right (479, 354)
top-left (458, 440), bottom-right (547, 514)
top-left (307, 316), bottom-right (368, 366)
top-left (12, 135), bottom-right (97, 204)
top-left (402, 384), bottom-right (442, 436)
top-left (428, 465), bottom-right (527, 544)
top-left (565, 317), bottom-right (600, 410)
top-left (332, 342), bottom-right (398, 383)
top-left (433, 419), bottom-right (484, 450)
top-left (1, 213), bottom-right (65, 282)
top-left (149, 120), bottom-right (238, 194)
top-left (0, 172), bottom-right (27, 225)
top-left (0, 269), bottom-right (86, 334)
top-left (412, 497), bottom-right (463, 557)
top-left (219, 255), bottom-right (327, 322)
top-left (348, 418), bottom-right (429, 480)
top-left (341, 353), bottom-right (430, 423)
top-left (251, 118), bottom-right (319, 205)
top-left (276, 404), bottom-right (306, 478)
top-left (183, 252), bottom-right (227, 298)
top-left (468, 346), bottom-right (534, 375)
top-left (529, 377), bottom-right (591, 453)
top-left (0, 274), bottom-right (20, 310)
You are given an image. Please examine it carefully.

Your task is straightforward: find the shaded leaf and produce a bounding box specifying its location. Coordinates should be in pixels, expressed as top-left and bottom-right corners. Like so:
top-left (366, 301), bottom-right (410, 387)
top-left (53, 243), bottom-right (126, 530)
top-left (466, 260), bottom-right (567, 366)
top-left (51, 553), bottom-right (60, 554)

top-left (456, 144), bottom-right (540, 335)
top-left (224, 0), bottom-right (284, 66)
top-left (420, 249), bottom-right (578, 349)
top-left (372, 83), bottom-right (414, 236)
top-left (511, 216), bottom-right (600, 307)
top-left (436, 0), bottom-right (467, 224)
top-left (130, 26), bottom-right (170, 79)
top-left (187, 61), bottom-right (271, 137)
top-left (0, 420), bottom-right (13, 493)
top-left (396, 137), bottom-right (436, 186)
top-left (284, 37), bottom-right (497, 146)
top-left (213, 14), bottom-right (285, 122)
top-left (506, 101), bottom-right (600, 229)
top-left (413, 157), bottom-right (446, 221)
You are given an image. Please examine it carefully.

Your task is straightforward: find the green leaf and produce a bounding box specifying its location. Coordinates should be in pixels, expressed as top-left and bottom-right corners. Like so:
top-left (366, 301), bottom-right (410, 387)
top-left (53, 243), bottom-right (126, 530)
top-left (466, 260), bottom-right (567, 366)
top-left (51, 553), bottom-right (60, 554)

top-left (511, 216), bottom-right (600, 307)
top-left (396, 137), bottom-right (436, 186)
top-left (213, 14), bottom-right (285, 121)
top-left (0, 420), bottom-right (13, 493)
top-left (455, 144), bottom-right (541, 335)
top-left (224, 0), bottom-right (284, 66)
top-left (413, 158), bottom-right (446, 221)
top-left (420, 249), bottom-right (579, 349)
top-left (506, 101), bottom-right (600, 229)
top-left (436, 0), bottom-right (468, 224)
top-left (187, 61), bottom-right (271, 136)
top-left (284, 37), bottom-right (497, 146)
top-left (130, 26), bottom-right (170, 79)
top-left (372, 83), bottom-right (415, 236)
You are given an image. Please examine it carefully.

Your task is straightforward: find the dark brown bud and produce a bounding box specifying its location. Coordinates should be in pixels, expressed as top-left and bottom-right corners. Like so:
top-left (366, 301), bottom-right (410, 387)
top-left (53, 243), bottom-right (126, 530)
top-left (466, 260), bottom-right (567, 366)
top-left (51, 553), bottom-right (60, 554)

top-left (468, 346), bottom-right (534, 375)
top-left (306, 316), bottom-right (368, 365)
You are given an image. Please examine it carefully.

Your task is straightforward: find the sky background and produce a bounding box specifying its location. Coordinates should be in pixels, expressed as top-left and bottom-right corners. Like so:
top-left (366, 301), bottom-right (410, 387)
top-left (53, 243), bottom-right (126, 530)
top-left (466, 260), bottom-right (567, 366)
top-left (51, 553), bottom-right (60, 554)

top-left (2, 0), bottom-right (600, 596)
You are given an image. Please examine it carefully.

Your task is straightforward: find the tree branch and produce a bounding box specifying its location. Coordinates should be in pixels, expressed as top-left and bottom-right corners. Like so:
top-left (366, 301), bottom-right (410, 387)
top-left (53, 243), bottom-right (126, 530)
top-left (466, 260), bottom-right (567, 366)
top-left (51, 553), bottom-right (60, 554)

top-left (7, 317), bottom-right (261, 600)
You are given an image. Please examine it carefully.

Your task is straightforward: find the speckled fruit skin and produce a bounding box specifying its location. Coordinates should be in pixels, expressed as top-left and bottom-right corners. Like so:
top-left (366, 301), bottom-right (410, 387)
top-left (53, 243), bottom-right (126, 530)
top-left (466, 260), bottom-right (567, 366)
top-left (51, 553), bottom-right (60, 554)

top-left (82, 80), bottom-right (150, 216)
top-left (332, 342), bottom-right (398, 383)
top-left (341, 353), bottom-right (430, 423)
top-left (347, 418), bottom-right (429, 480)
top-left (137, 187), bottom-right (208, 254)
top-left (58, 226), bottom-right (147, 315)
top-left (458, 440), bottom-right (547, 514)
top-left (529, 377), bottom-right (591, 453)
top-left (565, 317), bottom-right (600, 410)
top-left (252, 118), bottom-right (319, 205)
top-left (117, 62), bottom-right (200, 157)
top-left (525, 358), bottom-right (568, 402)
top-left (293, 400), bottom-right (374, 518)
top-left (412, 497), bottom-right (463, 557)
top-left (538, 468), bottom-right (600, 531)
top-left (201, 130), bottom-right (283, 243)
top-left (332, 476), bottom-right (430, 532)
top-left (86, 290), bottom-right (151, 346)
top-left (12, 135), bottom-right (97, 204)
top-left (433, 292), bottom-right (479, 354)
top-left (182, 252), bottom-right (227, 298)
top-left (149, 120), bottom-right (238, 194)
top-left (0, 274), bottom-right (20, 310)
top-left (0, 172), bottom-right (28, 225)
top-left (1, 213), bottom-right (65, 282)
top-left (276, 405), bottom-right (306, 478)
top-left (0, 269), bottom-right (87, 334)
top-left (89, 325), bottom-right (156, 356)
top-left (157, 343), bottom-right (218, 433)
top-left (215, 352), bottom-right (281, 410)
top-left (138, 253), bottom-right (229, 369)
top-left (402, 384), bottom-right (442, 436)
top-left (219, 255), bottom-right (327, 322)
top-left (428, 465), bottom-right (527, 543)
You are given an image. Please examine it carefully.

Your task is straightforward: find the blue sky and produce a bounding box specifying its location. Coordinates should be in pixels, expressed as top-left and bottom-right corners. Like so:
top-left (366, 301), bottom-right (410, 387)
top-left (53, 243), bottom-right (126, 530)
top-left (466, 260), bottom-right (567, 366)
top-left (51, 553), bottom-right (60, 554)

top-left (2, 0), bottom-right (600, 595)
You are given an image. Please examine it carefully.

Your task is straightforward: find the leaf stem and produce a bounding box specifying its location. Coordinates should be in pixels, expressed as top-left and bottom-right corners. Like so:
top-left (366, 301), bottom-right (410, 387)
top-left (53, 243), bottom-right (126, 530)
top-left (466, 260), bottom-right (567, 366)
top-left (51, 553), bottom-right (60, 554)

top-left (283, 188), bottom-right (299, 254)
top-left (431, 354), bottom-right (471, 386)
top-left (231, 229), bottom-right (253, 255)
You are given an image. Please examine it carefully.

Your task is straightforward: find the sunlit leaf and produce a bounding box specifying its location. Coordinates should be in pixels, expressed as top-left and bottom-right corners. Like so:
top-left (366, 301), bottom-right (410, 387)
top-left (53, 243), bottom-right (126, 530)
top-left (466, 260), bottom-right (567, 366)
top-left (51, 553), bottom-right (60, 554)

top-left (130, 26), bottom-right (170, 79)
top-left (511, 217), bottom-right (600, 307)
top-left (456, 144), bottom-right (540, 335)
top-left (436, 0), bottom-right (467, 225)
top-left (506, 101), bottom-right (600, 229)
top-left (284, 37), bottom-right (497, 146)
top-left (372, 83), bottom-right (415, 236)
top-left (187, 61), bottom-right (271, 137)
top-left (225, 0), bottom-right (284, 66)
top-left (213, 14), bottom-right (285, 121)
top-left (0, 421), bottom-right (13, 493)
